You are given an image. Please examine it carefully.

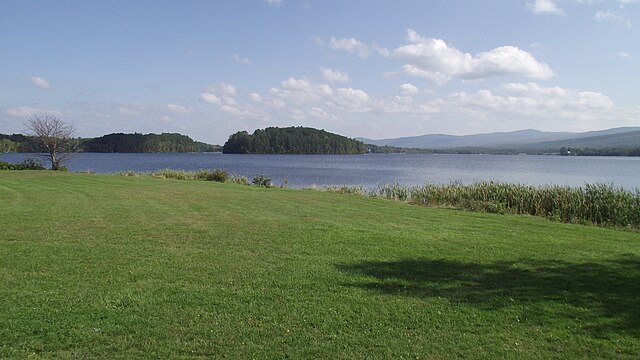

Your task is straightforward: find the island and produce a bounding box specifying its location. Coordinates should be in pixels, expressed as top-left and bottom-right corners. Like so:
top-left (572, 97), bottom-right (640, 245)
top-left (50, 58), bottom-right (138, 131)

top-left (222, 127), bottom-right (367, 154)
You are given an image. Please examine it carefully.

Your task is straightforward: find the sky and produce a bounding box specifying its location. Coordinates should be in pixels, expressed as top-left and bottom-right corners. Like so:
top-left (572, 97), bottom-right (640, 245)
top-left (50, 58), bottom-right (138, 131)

top-left (1, 0), bottom-right (639, 144)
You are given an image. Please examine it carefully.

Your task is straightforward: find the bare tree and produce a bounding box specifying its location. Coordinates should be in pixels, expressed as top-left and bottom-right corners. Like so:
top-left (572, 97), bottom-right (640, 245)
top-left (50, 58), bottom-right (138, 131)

top-left (25, 114), bottom-right (78, 170)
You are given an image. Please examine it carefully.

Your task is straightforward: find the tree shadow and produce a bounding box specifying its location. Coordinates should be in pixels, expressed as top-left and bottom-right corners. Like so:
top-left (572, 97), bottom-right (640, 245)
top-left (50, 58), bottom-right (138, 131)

top-left (337, 254), bottom-right (640, 338)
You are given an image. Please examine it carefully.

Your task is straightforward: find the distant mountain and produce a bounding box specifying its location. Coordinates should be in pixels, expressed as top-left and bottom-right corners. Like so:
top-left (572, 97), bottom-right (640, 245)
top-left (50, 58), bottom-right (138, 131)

top-left (358, 127), bottom-right (640, 150)
top-left (524, 129), bottom-right (640, 150)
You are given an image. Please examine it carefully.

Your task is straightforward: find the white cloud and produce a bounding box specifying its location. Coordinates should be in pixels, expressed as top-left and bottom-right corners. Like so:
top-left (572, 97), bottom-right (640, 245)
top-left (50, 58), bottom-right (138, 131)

top-left (398, 83), bottom-right (420, 96)
top-left (193, 70), bottom-right (638, 138)
top-left (309, 106), bottom-right (341, 122)
top-left (320, 68), bottom-right (350, 83)
top-left (166, 104), bottom-right (194, 115)
top-left (249, 92), bottom-right (263, 102)
top-left (232, 54), bottom-right (252, 64)
top-left (527, 0), bottom-right (564, 15)
top-left (612, 51), bottom-right (633, 59)
top-left (264, 0), bottom-right (283, 7)
top-left (373, 44), bottom-right (391, 58)
top-left (392, 29), bottom-right (554, 84)
top-left (200, 92), bottom-right (222, 104)
top-left (331, 87), bottom-right (371, 112)
top-left (206, 82), bottom-right (237, 96)
top-left (271, 77), bottom-right (323, 102)
top-left (594, 10), bottom-right (631, 27)
top-left (266, 98), bottom-right (286, 109)
top-left (31, 76), bottom-right (52, 90)
top-left (329, 37), bottom-right (370, 58)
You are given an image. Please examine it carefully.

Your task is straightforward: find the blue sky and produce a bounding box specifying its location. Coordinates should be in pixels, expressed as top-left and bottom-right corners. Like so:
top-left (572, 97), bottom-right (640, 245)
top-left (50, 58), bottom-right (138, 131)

top-left (1, 0), bottom-right (638, 144)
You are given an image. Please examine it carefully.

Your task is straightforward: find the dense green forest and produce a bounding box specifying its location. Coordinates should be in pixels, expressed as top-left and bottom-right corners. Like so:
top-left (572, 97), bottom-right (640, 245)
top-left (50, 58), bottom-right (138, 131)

top-left (222, 127), bottom-right (367, 154)
top-left (0, 133), bottom-right (220, 153)
top-left (81, 133), bottom-right (220, 153)
top-left (0, 134), bottom-right (40, 152)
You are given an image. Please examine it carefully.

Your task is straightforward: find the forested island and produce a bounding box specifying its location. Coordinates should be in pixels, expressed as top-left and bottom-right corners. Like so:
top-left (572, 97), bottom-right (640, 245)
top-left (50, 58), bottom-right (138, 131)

top-left (222, 127), bottom-right (367, 154)
top-left (81, 133), bottom-right (220, 153)
top-left (0, 132), bottom-right (220, 153)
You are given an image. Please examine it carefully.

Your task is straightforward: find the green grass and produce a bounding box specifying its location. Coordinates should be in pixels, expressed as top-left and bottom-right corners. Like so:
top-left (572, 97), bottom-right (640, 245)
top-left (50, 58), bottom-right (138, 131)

top-left (1, 171), bottom-right (639, 359)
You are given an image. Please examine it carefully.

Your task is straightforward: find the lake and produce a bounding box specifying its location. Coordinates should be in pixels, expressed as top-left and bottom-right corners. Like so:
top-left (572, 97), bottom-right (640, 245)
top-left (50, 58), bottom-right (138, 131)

top-left (1, 152), bottom-right (639, 190)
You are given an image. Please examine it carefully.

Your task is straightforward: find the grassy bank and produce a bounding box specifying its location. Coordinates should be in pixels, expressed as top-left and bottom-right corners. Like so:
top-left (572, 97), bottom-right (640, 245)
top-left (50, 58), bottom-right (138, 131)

top-left (1, 171), bottom-right (639, 358)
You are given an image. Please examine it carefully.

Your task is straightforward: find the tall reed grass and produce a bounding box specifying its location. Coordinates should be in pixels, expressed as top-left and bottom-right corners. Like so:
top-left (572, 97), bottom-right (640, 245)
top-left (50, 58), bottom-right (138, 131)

top-left (327, 182), bottom-right (640, 229)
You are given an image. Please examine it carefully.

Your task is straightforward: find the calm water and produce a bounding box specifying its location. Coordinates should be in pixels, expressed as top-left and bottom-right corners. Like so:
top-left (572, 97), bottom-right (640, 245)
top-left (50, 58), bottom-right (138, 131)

top-left (2, 152), bottom-right (639, 190)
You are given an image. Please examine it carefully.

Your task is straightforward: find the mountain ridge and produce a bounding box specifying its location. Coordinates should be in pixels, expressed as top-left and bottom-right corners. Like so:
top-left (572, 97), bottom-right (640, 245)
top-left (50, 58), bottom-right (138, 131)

top-left (357, 127), bottom-right (640, 150)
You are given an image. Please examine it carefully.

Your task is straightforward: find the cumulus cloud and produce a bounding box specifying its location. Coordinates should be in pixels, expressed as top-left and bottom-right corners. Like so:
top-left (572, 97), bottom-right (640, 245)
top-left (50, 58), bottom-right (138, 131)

top-left (31, 76), bottom-right (52, 90)
top-left (391, 29), bottom-right (554, 84)
top-left (199, 82), bottom-right (271, 120)
top-left (360, 82), bottom-right (622, 133)
top-left (200, 92), bottom-right (222, 104)
top-left (232, 54), bottom-right (252, 64)
top-left (320, 68), bottom-right (350, 83)
top-left (326, 87), bottom-right (372, 113)
top-left (398, 83), bottom-right (420, 96)
top-left (206, 83), bottom-right (237, 96)
top-left (249, 92), bottom-right (263, 102)
top-left (329, 37), bottom-right (370, 58)
top-left (527, 0), bottom-right (564, 15)
top-left (270, 77), bottom-right (323, 102)
top-left (309, 106), bottom-right (341, 122)
top-left (194, 70), bottom-right (637, 137)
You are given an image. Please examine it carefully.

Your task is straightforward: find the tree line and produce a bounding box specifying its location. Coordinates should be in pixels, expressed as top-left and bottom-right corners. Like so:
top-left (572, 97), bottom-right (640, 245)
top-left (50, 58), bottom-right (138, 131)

top-left (0, 132), bottom-right (220, 153)
top-left (222, 127), bottom-right (367, 154)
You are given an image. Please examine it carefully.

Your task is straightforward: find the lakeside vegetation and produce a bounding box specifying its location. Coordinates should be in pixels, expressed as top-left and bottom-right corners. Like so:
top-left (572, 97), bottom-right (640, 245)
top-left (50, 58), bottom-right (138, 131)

top-left (326, 182), bottom-right (640, 230)
top-left (222, 127), bottom-right (367, 154)
top-left (1, 171), bottom-right (639, 358)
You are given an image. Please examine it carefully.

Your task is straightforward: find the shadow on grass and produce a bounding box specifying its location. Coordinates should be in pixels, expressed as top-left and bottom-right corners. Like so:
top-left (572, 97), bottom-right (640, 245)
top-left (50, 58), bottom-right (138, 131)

top-left (337, 254), bottom-right (640, 338)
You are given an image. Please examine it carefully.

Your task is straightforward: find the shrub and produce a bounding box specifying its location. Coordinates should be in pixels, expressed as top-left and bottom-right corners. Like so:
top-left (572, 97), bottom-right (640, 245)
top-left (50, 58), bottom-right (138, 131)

top-left (195, 169), bottom-right (229, 182)
top-left (20, 158), bottom-right (46, 170)
top-left (0, 159), bottom-right (45, 170)
top-left (252, 174), bottom-right (272, 188)
top-left (113, 169), bottom-right (253, 186)
top-left (229, 175), bottom-right (250, 186)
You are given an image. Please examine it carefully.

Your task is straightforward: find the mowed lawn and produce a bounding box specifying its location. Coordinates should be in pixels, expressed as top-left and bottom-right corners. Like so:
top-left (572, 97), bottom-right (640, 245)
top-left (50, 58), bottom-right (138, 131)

top-left (1, 172), bottom-right (639, 359)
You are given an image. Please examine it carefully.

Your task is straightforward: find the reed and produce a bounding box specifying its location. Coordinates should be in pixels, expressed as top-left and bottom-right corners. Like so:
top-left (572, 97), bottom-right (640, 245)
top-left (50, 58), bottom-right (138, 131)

top-left (327, 181), bottom-right (640, 229)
